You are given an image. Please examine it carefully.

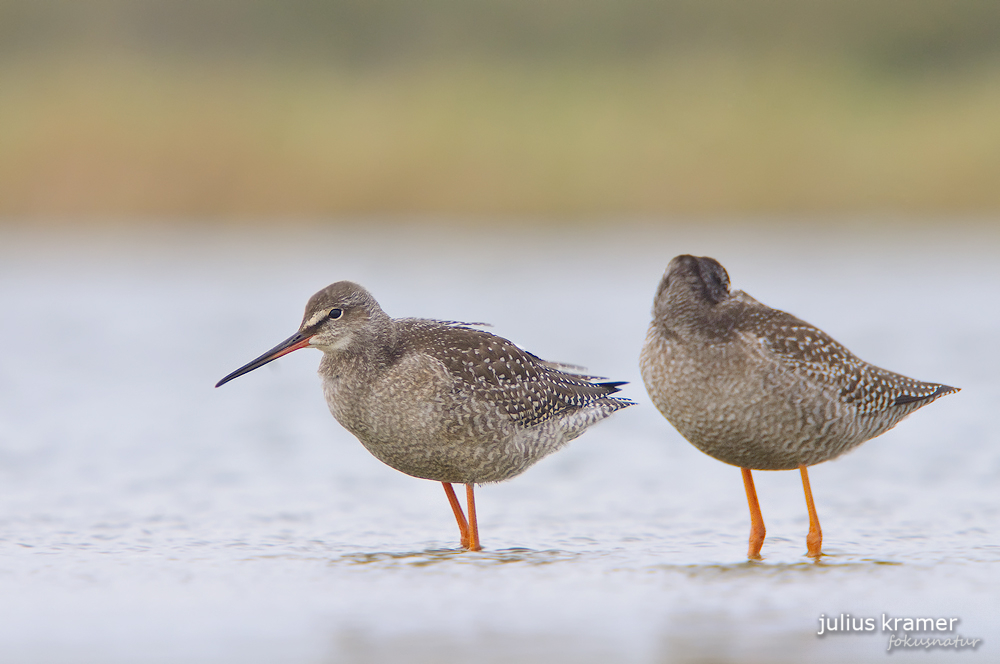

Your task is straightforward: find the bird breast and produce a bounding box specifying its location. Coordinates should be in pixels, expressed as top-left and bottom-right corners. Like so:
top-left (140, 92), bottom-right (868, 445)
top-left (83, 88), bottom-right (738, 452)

top-left (319, 351), bottom-right (532, 483)
top-left (640, 323), bottom-right (869, 470)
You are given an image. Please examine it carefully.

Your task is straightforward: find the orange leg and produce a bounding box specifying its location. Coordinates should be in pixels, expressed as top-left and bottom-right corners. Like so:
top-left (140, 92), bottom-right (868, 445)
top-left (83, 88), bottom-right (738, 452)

top-left (465, 483), bottom-right (482, 552)
top-left (442, 482), bottom-right (470, 549)
top-left (799, 465), bottom-right (823, 558)
top-left (741, 468), bottom-right (766, 560)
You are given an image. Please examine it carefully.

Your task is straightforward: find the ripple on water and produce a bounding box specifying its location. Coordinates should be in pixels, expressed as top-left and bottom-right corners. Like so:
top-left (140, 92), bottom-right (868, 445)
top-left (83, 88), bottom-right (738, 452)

top-left (335, 547), bottom-right (581, 567)
top-left (660, 558), bottom-right (905, 581)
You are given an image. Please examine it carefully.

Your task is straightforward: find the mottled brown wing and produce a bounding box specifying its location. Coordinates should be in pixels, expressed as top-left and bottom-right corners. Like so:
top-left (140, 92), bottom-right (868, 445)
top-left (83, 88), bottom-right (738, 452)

top-left (397, 319), bottom-right (632, 427)
top-left (736, 305), bottom-right (952, 415)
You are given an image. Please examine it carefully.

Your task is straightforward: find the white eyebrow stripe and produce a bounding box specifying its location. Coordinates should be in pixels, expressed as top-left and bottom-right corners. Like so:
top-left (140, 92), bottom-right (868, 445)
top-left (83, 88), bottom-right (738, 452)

top-left (305, 310), bottom-right (329, 327)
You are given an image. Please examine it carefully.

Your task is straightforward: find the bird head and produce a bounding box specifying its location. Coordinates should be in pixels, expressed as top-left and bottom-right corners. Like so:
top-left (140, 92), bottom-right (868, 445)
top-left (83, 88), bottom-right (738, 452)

top-left (215, 281), bottom-right (386, 387)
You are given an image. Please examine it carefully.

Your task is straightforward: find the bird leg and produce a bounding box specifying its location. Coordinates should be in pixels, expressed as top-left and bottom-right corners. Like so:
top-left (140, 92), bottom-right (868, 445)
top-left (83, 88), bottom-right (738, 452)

top-left (442, 482), bottom-right (470, 549)
top-left (799, 465), bottom-right (823, 558)
top-left (741, 468), bottom-right (766, 560)
top-left (465, 483), bottom-right (482, 552)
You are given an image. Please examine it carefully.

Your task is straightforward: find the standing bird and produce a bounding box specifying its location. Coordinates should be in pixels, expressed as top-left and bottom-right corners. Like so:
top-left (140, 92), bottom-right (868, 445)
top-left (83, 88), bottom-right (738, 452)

top-left (217, 281), bottom-right (633, 551)
top-left (639, 255), bottom-right (957, 559)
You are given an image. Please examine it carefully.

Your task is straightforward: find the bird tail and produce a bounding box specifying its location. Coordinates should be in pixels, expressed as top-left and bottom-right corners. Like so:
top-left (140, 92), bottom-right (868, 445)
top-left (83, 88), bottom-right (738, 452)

top-left (893, 384), bottom-right (959, 406)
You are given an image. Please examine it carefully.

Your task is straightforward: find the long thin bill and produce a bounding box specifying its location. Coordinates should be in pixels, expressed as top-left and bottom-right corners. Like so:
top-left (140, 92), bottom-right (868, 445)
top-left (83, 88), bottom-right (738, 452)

top-left (215, 331), bottom-right (314, 387)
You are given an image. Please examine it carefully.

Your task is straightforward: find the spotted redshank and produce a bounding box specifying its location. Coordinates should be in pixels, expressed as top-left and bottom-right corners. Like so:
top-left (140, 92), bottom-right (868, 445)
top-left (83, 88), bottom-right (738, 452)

top-left (639, 255), bottom-right (958, 559)
top-left (217, 281), bottom-right (633, 551)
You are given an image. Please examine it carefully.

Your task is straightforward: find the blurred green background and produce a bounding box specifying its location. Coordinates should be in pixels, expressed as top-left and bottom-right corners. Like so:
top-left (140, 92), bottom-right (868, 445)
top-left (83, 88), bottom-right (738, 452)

top-left (2, 0), bottom-right (999, 219)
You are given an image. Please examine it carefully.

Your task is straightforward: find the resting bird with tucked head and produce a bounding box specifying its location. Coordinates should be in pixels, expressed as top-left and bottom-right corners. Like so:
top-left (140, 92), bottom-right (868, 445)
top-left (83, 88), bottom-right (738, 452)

top-left (217, 281), bottom-right (633, 551)
top-left (639, 255), bottom-right (957, 559)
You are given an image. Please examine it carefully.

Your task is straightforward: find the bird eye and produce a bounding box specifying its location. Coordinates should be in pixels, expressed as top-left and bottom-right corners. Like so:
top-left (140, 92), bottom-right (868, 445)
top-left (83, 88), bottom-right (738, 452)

top-left (328, 308), bottom-right (343, 320)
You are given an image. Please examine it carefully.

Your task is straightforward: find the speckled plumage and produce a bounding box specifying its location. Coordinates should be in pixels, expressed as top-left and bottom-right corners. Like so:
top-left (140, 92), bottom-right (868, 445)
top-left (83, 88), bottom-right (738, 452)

top-left (639, 254), bottom-right (958, 558)
top-left (639, 255), bottom-right (956, 470)
top-left (310, 284), bottom-right (633, 484)
top-left (217, 281), bottom-right (632, 549)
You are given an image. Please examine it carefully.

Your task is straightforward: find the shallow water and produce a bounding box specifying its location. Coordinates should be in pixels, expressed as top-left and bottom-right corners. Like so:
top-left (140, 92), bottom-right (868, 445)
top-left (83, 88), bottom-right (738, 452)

top-left (0, 221), bottom-right (996, 663)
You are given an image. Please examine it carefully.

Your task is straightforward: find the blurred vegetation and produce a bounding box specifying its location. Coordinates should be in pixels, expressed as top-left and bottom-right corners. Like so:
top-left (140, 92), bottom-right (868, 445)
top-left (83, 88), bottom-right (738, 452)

top-left (2, 0), bottom-right (1000, 218)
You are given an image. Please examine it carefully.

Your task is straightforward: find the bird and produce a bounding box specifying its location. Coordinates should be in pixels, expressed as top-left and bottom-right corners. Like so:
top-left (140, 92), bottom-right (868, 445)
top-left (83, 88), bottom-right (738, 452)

top-left (216, 281), bottom-right (633, 551)
top-left (639, 255), bottom-right (957, 559)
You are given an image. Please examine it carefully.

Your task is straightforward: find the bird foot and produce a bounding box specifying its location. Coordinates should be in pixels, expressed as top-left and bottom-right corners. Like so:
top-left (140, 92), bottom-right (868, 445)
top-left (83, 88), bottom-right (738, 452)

top-left (806, 532), bottom-right (823, 559)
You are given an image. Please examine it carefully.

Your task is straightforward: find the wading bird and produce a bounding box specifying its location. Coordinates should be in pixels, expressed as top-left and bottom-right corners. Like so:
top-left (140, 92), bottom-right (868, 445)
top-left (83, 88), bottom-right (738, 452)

top-left (640, 255), bottom-right (957, 559)
top-left (218, 281), bottom-right (633, 551)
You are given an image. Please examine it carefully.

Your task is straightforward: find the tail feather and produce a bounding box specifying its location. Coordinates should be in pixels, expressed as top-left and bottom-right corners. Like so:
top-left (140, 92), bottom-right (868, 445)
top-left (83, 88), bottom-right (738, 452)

top-left (893, 384), bottom-right (959, 406)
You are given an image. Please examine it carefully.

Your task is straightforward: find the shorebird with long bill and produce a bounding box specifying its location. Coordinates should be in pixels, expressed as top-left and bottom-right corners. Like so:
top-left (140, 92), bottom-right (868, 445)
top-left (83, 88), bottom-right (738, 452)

top-left (217, 281), bottom-right (633, 551)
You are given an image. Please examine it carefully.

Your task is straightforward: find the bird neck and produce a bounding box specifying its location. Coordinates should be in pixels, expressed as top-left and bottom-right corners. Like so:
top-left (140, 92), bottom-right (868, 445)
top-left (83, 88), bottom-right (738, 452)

top-left (653, 290), bottom-right (740, 342)
top-left (327, 312), bottom-right (399, 374)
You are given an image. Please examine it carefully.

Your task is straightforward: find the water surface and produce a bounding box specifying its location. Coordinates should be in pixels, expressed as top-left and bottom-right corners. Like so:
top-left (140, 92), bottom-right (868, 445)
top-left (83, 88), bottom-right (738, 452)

top-left (0, 221), bottom-right (995, 663)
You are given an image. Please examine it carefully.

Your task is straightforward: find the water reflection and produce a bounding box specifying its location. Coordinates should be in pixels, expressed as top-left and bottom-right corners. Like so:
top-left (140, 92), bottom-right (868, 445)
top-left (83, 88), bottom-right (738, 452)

top-left (337, 547), bottom-right (580, 567)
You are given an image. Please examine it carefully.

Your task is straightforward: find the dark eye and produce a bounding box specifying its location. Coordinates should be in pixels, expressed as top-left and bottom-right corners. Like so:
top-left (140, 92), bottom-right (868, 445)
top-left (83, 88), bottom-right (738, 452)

top-left (328, 308), bottom-right (343, 320)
